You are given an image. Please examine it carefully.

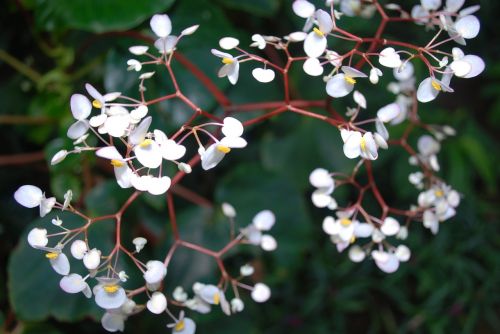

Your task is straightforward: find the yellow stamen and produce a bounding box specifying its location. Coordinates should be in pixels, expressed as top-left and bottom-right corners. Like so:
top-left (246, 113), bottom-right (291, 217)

top-left (103, 284), bottom-right (119, 293)
top-left (213, 292), bottom-right (220, 305)
top-left (313, 27), bottom-right (324, 37)
top-left (139, 139), bottom-right (153, 148)
top-left (431, 80), bottom-right (442, 91)
top-left (340, 218), bottom-right (352, 227)
top-left (92, 99), bottom-right (102, 109)
top-left (344, 76), bottom-right (356, 85)
top-left (110, 159), bottom-right (124, 167)
top-left (45, 252), bottom-right (59, 259)
top-left (216, 145), bottom-right (231, 154)
top-left (434, 189), bottom-right (444, 197)
top-left (174, 320), bottom-right (185, 332)
top-left (222, 57), bottom-right (234, 65)
top-left (350, 235), bottom-right (356, 244)
top-left (360, 137), bottom-right (367, 152)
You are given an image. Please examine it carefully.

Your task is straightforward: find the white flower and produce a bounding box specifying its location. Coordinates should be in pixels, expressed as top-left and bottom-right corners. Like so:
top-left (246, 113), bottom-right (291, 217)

top-left (154, 129), bottom-right (187, 161)
top-left (219, 37), bottom-right (239, 50)
top-left (416, 74), bottom-right (454, 103)
top-left (181, 25), bottom-right (200, 36)
top-left (67, 94), bottom-right (92, 139)
top-left (322, 215), bottom-right (368, 243)
top-left (167, 311), bottom-right (196, 334)
top-left (96, 146), bottom-right (133, 189)
top-left (240, 264), bottom-right (254, 276)
top-left (70, 240), bottom-right (88, 260)
top-left (252, 68), bottom-right (276, 83)
top-left (393, 62), bottom-right (415, 81)
top-left (252, 210), bottom-right (275, 231)
top-left (150, 14), bottom-right (178, 54)
top-left (348, 245), bottom-right (366, 262)
top-left (380, 217), bottom-right (400, 236)
top-left (261, 234), bottom-right (278, 251)
top-left (94, 277), bottom-right (127, 309)
top-left (60, 273), bottom-right (92, 298)
top-left (303, 57), bottom-right (324, 76)
top-left (197, 284), bottom-right (231, 315)
top-left (83, 248), bottom-right (101, 270)
top-left (211, 49), bottom-right (240, 85)
top-left (51, 149), bottom-right (68, 165)
top-left (326, 66), bottom-right (367, 98)
top-left (101, 312), bottom-right (126, 332)
top-left (395, 245), bottom-right (411, 262)
top-left (173, 286), bottom-right (188, 302)
top-left (154, 35), bottom-right (178, 54)
top-left (372, 250), bottom-right (400, 273)
top-left (129, 116), bottom-right (163, 169)
top-left (133, 237), bottom-right (147, 252)
top-left (230, 298), bottom-right (245, 313)
top-left (250, 34), bottom-right (266, 49)
top-left (85, 83), bottom-right (121, 114)
top-left (222, 202), bottom-right (236, 218)
top-left (369, 67), bottom-right (383, 84)
top-left (27, 228), bottom-right (48, 248)
top-left (150, 14), bottom-right (172, 38)
top-left (353, 90), bottom-right (367, 109)
top-left (46, 251), bottom-right (70, 275)
top-left (130, 174), bottom-right (172, 195)
top-left (303, 10), bottom-right (333, 58)
top-left (147, 291), bottom-right (167, 314)
top-left (342, 130), bottom-right (379, 160)
top-left (449, 48), bottom-right (485, 78)
top-left (377, 103), bottom-right (401, 123)
top-left (143, 260), bottom-right (167, 285)
top-left (309, 168), bottom-right (335, 208)
top-left (14, 185), bottom-right (56, 217)
top-left (452, 15), bottom-right (480, 42)
top-left (129, 45), bottom-right (149, 55)
top-left (378, 47), bottom-right (402, 68)
top-left (251, 283), bottom-right (271, 303)
top-left (200, 117), bottom-right (247, 170)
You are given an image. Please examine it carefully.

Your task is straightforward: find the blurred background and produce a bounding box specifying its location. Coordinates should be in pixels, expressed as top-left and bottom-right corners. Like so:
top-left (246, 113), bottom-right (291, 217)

top-left (1, 0), bottom-right (499, 333)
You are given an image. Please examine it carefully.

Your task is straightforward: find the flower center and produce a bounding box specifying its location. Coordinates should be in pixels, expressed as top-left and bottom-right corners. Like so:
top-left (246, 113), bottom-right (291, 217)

top-left (313, 27), bottom-right (324, 37)
top-left (434, 189), bottom-right (444, 197)
top-left (45, 252), bottom-right (59, 259)
top-left (174, 320), bottom-right (185, 332)
top-left (360, 137), bottom-right (367, 152)
top-left (216, 145), bottom-right (231, 154)
top-left (139, 139), bottom-right (153, 148)
top-left (344, 76), bottom-right (356, 85)
top-left (92, 99), bottom-right (102, 109)
top-left (350, 235), bottom-right (356, 244)
top-left (222, 57), bottom-right (234, 65)
top-left (431, 80), bottom-right (442, 91)
top-left (213, 292), bottom-right (220, 305)
top-left (110, 159), bottom-right (125, 167)
top-left (340, 218), bottom-right (352, 227)
top-left (103, 284), bottom-right (119, 293)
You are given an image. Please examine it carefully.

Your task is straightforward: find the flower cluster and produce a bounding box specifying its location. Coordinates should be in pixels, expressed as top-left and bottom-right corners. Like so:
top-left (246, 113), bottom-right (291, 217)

top-left (13, 0), bottom-right (485, 331)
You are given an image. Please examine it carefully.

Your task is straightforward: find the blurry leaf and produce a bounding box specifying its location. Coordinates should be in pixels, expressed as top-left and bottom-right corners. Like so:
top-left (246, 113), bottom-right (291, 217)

top-left (216, 0), bottom-right (280, 17)
top-left (34, 0), bottom-right (175, 33)
top-left (21, 323), bottom-right (63, 334)
top-left (459, 136), bottom-right (496, 191)
top-left (84, 180), bottom-right (132, 216)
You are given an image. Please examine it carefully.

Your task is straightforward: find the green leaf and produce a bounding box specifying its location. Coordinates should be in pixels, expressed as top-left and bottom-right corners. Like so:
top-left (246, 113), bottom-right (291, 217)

top-left (34, 0), bottom-right (175, 33)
